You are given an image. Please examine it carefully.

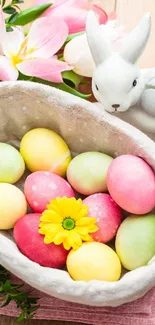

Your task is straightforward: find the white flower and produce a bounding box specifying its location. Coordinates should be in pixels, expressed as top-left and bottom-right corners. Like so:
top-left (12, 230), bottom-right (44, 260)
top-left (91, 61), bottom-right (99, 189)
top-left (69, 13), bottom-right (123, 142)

top-left (64, 20), bottom-right (126, 77)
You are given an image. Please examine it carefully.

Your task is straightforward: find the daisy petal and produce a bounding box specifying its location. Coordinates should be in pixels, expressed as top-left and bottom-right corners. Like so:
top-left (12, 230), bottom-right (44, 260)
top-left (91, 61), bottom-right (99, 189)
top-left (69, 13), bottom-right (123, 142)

top-left (87, 224), bottom-right (99, 233)
top-left (27, 17), bottom-right (68, 59)
top-left (68, 230), bottom-right (82, 250)
top-left (75, 226), bottom-right (88, 236)
top-left (0, 56), bottom-right (18, 81)
top-left (39, 223), bottom-right (61, 234)
top-left (76, 217), bottom-right (96, 226)
top-left (53, 230), bottom-right (68, 245)
top-left (40, 210), bottom-right (63, 223)
top-left (17, 58), bottom-right (72, 82)
top-left (63, 238), bottom-right (71, 250)
top-left (44, 235), bottom-right (54, 244)
top-left (80, 234), bottom-right (93, 242)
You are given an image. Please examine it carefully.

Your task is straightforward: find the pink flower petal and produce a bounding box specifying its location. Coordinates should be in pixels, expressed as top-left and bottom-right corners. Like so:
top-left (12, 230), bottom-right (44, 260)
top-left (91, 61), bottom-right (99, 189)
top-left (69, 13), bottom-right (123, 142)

top-left (27, 17), bottom-right (68, 59)
top-left (3, 27), bottom-right (24, 58)
top-left (51, 8), bottom-right (88, 33)
top-left (17, 58), bottom-right (72, 82)
top-left (0, 56), bottom-right (18, 81)
top-left (38, 0), bottom-right (90, 33)
top-left (0, 7), bottom-right (24, 57)
top-left (91, 4), bottom-right (108, 24)
top-left (53, 0), bottom-right (89, 9)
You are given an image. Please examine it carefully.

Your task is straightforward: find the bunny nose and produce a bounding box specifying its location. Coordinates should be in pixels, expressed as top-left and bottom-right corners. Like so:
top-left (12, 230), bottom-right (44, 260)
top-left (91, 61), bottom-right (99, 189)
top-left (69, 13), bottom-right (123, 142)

top-left (112, 104), bottom-right (120, 109)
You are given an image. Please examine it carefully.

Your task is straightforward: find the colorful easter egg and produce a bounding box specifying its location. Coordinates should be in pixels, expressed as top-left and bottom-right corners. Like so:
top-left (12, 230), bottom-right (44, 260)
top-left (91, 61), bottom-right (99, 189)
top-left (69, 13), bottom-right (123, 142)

top-left (116, 214), bottom-right (155, 270)
top-left (20, 128), bottom-right (71, 177)
top-left (0, 183), bottom-right (27, 229)
top-left (24, 171), bottom-right (75, 213)
top-left (14, 213), bottom-right (68, 268)
top-left (67, 152), bottom-right (113, 195)
top-left (67, 242), bottom-right (121, 282)
top-left (83, 193), bottom-right (122, 243)
top-left (107, 155), bottom-right (155, 214)
top-left (0, 143), bottom-right (25, 184)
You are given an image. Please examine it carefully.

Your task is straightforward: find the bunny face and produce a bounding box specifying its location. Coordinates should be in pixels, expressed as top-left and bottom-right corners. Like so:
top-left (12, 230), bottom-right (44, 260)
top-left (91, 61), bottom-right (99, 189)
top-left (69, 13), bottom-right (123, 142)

top-left (92, 54), bottom-right (144, 112)
top-left (86, 11), bottom-right (151, 113)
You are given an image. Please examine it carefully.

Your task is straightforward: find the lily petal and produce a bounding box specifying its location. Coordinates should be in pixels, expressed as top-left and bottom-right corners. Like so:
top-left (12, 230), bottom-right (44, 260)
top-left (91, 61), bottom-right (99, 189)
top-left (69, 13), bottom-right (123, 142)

top-left (0, 6), bottom-right (7, 55)
top-left (4, 27), bottom-right (25, 58)
top-left (51, 7), bottom-right (88, 34)
top-left (91, 4), bottom-right (108, 24)
top-left (27, 17), bottom-right (68, 59)
top-left (64, 33), bottom-right (95, 77)
top-left (17, 58), bottom-right (72, 82)
top-left (0, 7), bottom-right (24, 57)
top-left (0, 56), bottom-right (18, 81)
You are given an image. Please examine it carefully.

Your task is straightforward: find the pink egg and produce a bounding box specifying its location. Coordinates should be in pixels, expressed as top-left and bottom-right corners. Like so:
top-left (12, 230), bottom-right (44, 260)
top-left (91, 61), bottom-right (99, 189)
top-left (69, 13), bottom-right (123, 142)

top-left (107, 155), bottom-right (155, 214)
top-left (24, 171), bottom-right (75, 213)
top-left (14, 213), bottom-right (68, 268)
top-left (83, 193), bottom-right (122, 243)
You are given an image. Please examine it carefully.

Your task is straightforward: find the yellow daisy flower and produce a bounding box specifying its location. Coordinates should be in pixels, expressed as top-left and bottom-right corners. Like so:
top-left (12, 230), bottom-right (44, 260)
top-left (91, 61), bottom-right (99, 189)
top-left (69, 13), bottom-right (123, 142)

top-left (39, 197), bottom-right (98, 251)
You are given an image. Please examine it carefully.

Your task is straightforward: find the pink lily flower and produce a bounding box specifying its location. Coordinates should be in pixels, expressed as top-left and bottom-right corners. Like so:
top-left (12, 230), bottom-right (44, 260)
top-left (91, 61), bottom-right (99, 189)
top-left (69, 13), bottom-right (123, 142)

top-left (35, 0), bottom-right (108, 34)
top-left (0, 7), bottom-right (71, 82)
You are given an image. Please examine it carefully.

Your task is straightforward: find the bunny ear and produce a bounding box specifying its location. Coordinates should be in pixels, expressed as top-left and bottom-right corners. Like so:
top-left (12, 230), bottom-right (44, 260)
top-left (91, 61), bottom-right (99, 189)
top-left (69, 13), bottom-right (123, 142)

top-left (120, 13), bottom-right (151, 63)
top-left (86, 10), bottom-right (112, 65)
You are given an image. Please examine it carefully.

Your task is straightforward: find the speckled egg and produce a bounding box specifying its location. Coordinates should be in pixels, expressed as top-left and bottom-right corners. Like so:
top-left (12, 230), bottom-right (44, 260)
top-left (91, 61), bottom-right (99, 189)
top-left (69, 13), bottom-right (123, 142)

top-left (116, 214), bottom-right (155, 270)
top-left (24, 171), bottom-right (75, 213)
top-left (83, 193), bottom-right (122, 243)
top-left (20, 128), bottom-right (71, 177)
top-left (107, 155), bottom-right (155, 214)
top-left (0, 183), bottom-right (27, 229)
top-left (14, 213), bottom-right (68, 268)
top-left (67, 242), bottom-right (121, 282)
top-left (0, 143), bottom-right (25, 184)
top-left (67, 152), bottom-right (113, 195)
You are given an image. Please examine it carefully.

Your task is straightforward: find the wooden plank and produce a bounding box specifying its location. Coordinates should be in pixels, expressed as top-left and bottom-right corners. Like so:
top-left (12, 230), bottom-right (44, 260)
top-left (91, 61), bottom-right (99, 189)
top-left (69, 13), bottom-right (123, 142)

top-left (116, 0), bottom-right (155, 68)
top-left (0, 315), bottom-right (84, 325)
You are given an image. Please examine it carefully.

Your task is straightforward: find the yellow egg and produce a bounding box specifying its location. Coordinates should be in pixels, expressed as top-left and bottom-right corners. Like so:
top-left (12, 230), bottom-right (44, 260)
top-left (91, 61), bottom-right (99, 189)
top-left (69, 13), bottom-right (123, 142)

top-left (20, 128), bottom-right (71, 177)
top-left (67, 242), bottom-right (121, 282)
top-left (0, 183), bottom-right (27, 229)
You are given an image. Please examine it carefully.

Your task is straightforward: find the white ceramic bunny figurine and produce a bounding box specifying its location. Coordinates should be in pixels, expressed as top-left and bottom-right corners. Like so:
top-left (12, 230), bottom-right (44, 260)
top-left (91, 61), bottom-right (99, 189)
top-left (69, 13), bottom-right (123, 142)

top-left (86, 11), bottom-right (155, 139)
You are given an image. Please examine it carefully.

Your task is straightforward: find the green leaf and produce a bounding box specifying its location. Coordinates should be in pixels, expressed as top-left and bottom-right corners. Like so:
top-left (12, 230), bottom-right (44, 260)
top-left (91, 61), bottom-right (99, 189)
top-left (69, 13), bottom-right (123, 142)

top-left (62, 71), bottom-right (83, 88)
top-left (3, 280), bottom-right (11, 291)
top-left (6, 3), bottom-right (52, 26)
top-left (66, 31), bottom-right (84, 42)
top-left (7, 12), bottom-right (19, 23)
top-left (6, 26), bottom-right (13, 32)
top-left (17, 74), bottom-right (91, 99)
top-left (16, 311), bottom-right (25, 322)
top-left (53, 82), bottom-right (91, 99)
top-left (3, 6), bottom-right (16, 14)
top-left (27, 297), bottom-right (39, 304)
top-left (12, 0), bottom-right (24, 3)
top-left (27, 305), bottom-right (40, 313)
top-left (34, 77), bottom-right (91, 99)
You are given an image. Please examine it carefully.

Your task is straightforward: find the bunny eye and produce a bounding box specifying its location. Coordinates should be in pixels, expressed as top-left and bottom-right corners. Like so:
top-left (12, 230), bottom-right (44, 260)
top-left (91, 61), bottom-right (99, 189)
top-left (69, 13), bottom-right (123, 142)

top-left (133, 79), bottom-right (137, 87)
top-left (95, 84), bottom-right (99, 91)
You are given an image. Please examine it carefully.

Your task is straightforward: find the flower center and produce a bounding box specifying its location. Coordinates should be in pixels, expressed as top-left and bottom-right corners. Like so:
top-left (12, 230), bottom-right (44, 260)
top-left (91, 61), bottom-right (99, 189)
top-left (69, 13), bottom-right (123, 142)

top-left (62, 217), bottom-right (75, 230)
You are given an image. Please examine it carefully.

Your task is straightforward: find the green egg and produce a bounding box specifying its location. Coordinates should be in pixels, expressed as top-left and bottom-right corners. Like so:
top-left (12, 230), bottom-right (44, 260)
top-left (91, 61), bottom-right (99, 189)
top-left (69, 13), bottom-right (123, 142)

top-left (67, 151), bottom-right (113, 195)
top-left (115, 214), bottom-right (155, 271)
top-left (0, 143), bottom-right (25, 184)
